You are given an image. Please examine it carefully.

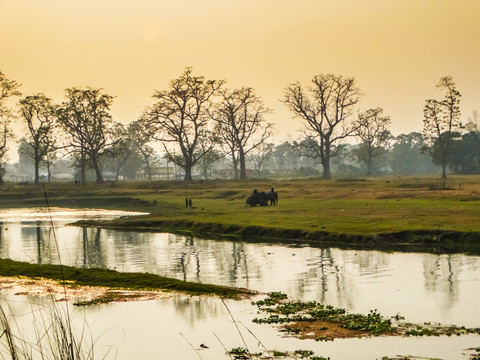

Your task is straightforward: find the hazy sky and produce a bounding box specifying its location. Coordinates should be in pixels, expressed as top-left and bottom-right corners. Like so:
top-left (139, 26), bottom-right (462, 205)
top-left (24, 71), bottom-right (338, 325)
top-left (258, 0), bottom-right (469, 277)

top-left (1, 0), bottom-right (479, 142)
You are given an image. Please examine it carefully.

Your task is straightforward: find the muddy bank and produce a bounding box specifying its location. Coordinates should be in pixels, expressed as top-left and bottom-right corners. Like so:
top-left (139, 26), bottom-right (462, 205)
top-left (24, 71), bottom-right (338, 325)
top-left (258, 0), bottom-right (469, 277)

top-left (74, 218), bottom-right (480, 255)
top-left (0, 276), bottom-right (173, 305)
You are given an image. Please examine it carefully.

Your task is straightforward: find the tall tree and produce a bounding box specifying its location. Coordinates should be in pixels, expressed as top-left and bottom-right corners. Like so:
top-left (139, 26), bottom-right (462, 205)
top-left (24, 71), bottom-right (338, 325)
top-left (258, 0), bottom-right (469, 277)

top-left (128, 118), bottom-right (157, 181)
top-left (251, 142), bottom-right (275, 177)
top-left (0, 71), bottom-right (21, 184)
top-left (104, 122), bottom-right (133, 182)
top-left (18, 94), bottom-right (58, 184)
top-left (353, 108), bottom-right (392, 175)
top-left (145, 68), bottom-right (223, 181)
top-left (0, 70), bottom-right (21, 104)
top-left (0, 109), bottom-right (14, 185)
top-left (464, 110), bottom-right (479, 132)
top-left (283, 74), bottom-right (362, 179)
top-left (57, 87), bottom-right (115, 184)
top-left (212, 87), bottom-right (273, 180)
top-left (423, 76), bottom-right (461, 180)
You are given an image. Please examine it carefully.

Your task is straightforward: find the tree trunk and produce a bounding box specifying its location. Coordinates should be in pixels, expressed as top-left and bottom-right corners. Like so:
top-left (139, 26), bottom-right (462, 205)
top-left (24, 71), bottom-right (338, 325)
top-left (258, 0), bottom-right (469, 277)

top-left (80, 152), bottom-right (87, 185)
top-left (441, 163), bottom-right (447, 180)
top-left (321, 143), bottom-right (331, 180)
top-left (239, 149), bottom-right (248, 180)
top-left (143, 156), bottom-right (152, 181)
top-left (184, 165), bottom-right (193, 181)
top-left (322, 163), bottom-right (331, 179)
top-left (46, 159), bottom-right (52, 183)
top-left (34, 158), bottom-right (40, 185)
top-left (92, 158), bottom-right (104, 184)
top-left (232, 157), bottom-right (239, 180)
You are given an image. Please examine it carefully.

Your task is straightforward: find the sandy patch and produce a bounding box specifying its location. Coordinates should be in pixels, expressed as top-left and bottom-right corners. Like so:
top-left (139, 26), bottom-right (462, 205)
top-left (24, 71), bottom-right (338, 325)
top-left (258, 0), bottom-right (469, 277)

top-left (0, 276), bottom-right (173, 305)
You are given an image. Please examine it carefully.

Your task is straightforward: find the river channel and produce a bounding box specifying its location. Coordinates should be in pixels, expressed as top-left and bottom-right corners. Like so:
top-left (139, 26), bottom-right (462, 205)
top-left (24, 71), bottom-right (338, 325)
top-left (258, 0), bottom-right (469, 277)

top-left (0, 208), bottom-right (479, 359)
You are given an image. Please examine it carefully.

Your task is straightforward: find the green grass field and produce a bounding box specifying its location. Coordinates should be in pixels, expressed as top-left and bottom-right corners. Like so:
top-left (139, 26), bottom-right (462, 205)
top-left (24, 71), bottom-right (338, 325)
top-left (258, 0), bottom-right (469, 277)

top-left (1, 175), bottom-right (479, 243)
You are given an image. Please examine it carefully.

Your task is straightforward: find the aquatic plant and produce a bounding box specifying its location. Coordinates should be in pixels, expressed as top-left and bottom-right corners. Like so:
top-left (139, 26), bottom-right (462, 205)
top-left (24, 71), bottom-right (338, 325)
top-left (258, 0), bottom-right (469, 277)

top-left (294, 349), bottom-right (314, 358)
top-left (229, 346), bottom-right (248, 355)
top-left (253, 293), bottom-right (392, 336)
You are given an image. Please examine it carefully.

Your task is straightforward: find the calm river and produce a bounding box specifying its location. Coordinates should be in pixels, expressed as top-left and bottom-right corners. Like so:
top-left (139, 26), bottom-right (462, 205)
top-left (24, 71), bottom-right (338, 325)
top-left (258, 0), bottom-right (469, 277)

top-left (0, 208), bottom-right (479, 360)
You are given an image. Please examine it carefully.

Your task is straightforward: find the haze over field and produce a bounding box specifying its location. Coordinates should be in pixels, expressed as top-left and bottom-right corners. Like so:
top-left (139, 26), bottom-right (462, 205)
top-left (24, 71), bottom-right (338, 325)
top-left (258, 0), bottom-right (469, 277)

top-left (1, 0), bottom-right (479, 139)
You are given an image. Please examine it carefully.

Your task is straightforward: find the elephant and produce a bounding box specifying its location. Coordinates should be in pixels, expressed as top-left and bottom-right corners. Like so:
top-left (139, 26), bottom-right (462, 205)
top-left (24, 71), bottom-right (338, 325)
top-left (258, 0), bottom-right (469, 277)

top-left (246, 189), bottom-right (278, 206)
top-left (263, 190), bottom-right (278, 206)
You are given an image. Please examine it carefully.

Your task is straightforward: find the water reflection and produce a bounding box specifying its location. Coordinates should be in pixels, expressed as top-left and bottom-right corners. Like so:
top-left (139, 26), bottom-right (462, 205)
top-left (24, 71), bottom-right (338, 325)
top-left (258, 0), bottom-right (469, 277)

top-left (1, 292), bottom-right (478, 360)
top-left (0, 211), bottom-right (480, 327)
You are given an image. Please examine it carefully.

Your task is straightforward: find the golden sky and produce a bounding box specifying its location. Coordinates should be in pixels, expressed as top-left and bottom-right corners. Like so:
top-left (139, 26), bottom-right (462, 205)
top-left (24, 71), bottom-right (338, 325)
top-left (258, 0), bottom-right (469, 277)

top-left (1, 0), bottom-right (479, 140)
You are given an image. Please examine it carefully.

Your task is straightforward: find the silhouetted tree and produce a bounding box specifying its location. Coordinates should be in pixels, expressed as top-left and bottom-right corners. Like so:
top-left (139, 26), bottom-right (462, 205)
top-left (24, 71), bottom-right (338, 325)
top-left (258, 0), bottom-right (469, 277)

top-left (195, 129), bottom-right (222, 179)
top-left (128, 118), bottom-right (157, 181)
top-left (57, 87), bottom-right (115, 184)
top-left (269, 141), bottom-right (301, 174)
top-left (464, 110), bottom-right (479, 132)
top-left (104, 122), bottom-right (133, 181)
top-left (0, 70), bottom-right (21, 185)
top-left (353, 108), bottom-right (392, 175)
top-left (212, 87), bottom-right (273, 180)
top-left (251, 142), bottom-right (275, 177)
top-left (18, 94), bottom-right (58, 184)
top-left (0, 70), bottom-right (21, 104)
top-left (145, 68), bottom-right (223, 181)
top-left (283, 74), bottom-right (362, 179)
top-left (423, 76), bottom-right (461, 180)
top-left (0, 110), bottom-right (13, 184)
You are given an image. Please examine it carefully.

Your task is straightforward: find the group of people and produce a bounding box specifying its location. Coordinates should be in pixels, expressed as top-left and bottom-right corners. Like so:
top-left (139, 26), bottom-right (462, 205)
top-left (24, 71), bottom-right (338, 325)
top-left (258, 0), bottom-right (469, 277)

top-left (253, 186), bottom-right (275, 194)
top-left (185, 198), bottom-right (193, 208)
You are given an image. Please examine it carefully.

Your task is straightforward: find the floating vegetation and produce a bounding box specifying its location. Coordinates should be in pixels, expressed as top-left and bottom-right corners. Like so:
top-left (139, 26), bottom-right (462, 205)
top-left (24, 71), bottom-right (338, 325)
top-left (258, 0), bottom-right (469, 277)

top-left (252, 292), bottom-right (480, 340)
top-left (253, 292), bottom-right (393, 338)
top-left (226, 348), bottom-right (330, 359)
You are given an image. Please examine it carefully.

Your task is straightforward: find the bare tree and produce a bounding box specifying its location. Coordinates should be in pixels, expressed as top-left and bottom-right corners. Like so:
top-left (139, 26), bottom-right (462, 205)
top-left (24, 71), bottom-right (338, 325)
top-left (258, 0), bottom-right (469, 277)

top-left (0, 71), bottom-right (21, 104)
top-left (145, 68), bottom-right (223, 181)
top-left (464, 110), bottom-right (479, 132)
top-left (423, 76), bottom-right (461, 180)
top-left (251, 142), bottom-right (275, 177)
top-left (283, 74), bottom-right (362, 179)
top-left (18, 94), bottom-right (58, 184)
top-left (104, 122), bottom-right (133, 182)
top-left (212, 87), bottom-right (273, 180)
top-left (0, 109), bottom-right (14, 184)
top-left (353, 108), bottom-right (392, 175)
top-left (0, 71), bottom-right (21, 184)
top-left (57, 87), bottom-right (115, 184)
top-left (196, 129), bottom-right (222, 179)
top-left (129, 118), bottom-right (158, 181)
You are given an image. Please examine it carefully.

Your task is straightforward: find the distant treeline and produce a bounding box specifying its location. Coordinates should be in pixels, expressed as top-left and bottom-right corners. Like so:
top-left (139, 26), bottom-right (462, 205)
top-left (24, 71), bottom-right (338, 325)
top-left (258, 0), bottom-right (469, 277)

top-left (0, 69), bottom-right (478, 184)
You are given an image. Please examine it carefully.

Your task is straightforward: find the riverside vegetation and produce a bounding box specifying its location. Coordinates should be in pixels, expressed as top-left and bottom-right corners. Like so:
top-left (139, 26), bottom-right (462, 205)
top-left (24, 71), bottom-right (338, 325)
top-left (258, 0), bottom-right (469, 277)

top-left (1, 175), bottom-right (479, 253)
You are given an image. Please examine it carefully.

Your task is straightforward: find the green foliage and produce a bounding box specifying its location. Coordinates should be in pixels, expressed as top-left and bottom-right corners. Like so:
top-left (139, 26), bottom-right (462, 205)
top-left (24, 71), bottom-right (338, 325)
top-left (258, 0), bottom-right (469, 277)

top-left (253, 294), bottom-right (392, 336)
top-left (294, 349), bottom-right (314, 358)
top-left (342, 309), bottom-right (392, 335)
top-left (229, 347), bottom-right (248, 355)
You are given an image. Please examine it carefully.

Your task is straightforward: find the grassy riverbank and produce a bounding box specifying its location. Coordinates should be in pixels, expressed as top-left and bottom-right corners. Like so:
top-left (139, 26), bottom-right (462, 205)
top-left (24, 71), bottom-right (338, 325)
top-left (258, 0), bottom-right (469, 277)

top-left (1, 175), bottom-right (480, 251)
top-left (0, 258), bottom-right (253, 300)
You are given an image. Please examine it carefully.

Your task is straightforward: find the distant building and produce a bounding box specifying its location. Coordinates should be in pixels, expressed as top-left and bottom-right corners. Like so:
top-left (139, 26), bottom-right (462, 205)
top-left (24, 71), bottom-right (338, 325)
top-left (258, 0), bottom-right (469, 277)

top-left (136, 166), bottom-right (175, 180)
top-left (4, 172), bottom-right (32, 183)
